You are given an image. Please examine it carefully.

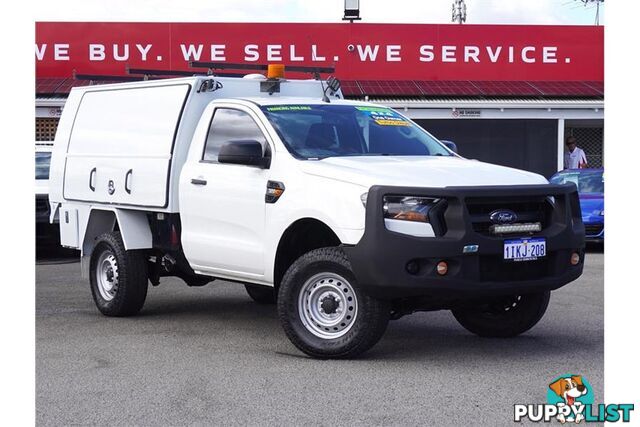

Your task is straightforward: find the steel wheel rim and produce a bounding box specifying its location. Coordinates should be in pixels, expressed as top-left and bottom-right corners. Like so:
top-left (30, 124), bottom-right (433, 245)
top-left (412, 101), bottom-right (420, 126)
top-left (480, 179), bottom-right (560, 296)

top-left (96, 250), bottom-right (119, 301)
top-left (482, 295), bottom-right (523, 317)
top-left (298, 272), bottom-right (358, 339)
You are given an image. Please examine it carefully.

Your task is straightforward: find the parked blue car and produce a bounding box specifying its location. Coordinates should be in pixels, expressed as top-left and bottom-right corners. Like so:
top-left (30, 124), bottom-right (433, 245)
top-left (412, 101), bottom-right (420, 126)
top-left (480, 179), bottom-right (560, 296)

top-left (550, 168), bottom-right (604, 242)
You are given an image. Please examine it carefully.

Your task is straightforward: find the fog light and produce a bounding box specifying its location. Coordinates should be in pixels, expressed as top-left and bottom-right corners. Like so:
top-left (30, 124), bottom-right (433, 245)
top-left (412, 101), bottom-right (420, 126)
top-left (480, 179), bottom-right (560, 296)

top-left (406, 260), bottom-right (419, 275)
top-left (436, 261), bottom-right (448, 276)
top-left (570, 252), bottom-right (580, 266)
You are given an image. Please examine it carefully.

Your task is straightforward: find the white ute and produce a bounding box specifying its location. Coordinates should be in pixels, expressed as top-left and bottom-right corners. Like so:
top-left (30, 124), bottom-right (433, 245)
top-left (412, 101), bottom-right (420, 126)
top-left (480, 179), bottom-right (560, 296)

top-left (50, 67), bottom-right (585, 358)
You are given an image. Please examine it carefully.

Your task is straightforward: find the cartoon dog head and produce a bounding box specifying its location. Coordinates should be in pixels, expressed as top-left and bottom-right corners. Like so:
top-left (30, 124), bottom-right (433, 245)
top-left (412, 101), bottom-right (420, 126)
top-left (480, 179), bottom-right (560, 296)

top-left (549, 376), bottom-right (588, 406)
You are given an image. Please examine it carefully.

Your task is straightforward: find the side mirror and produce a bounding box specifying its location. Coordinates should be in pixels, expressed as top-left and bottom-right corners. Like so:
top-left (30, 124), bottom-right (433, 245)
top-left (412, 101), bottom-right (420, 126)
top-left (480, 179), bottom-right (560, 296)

top-left (218, 140), bottom-right (269, 168)
top-left (441, 140), bottom-right (458, 154)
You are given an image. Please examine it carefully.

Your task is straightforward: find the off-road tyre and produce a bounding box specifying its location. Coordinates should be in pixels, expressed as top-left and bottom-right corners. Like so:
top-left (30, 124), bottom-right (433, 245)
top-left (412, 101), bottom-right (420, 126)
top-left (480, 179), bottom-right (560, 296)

top-left (452, 291), bottom-right (551, 338)
top-left (89, 231), bottom-right (149, 317)
top-left (277, 247), bottom-right (390, 359)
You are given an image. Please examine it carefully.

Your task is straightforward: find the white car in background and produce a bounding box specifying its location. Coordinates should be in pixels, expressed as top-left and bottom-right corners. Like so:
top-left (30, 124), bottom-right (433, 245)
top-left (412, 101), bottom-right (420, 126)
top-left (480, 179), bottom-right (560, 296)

top-left (36, 143), bottom-right (57, 239)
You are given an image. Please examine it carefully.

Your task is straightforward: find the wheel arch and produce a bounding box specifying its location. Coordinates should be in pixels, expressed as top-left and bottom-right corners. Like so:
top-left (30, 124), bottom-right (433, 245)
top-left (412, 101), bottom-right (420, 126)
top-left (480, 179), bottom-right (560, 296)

top-left (81, 208), bottom-right (153, 259)
top-left (273, 218), bottom-right (342, 291)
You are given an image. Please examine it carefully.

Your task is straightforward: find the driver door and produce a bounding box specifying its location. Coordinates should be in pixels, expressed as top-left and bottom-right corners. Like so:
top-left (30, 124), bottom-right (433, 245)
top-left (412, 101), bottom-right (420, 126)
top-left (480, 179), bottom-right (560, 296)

top-left (180, 105), bottom-right (271, 279)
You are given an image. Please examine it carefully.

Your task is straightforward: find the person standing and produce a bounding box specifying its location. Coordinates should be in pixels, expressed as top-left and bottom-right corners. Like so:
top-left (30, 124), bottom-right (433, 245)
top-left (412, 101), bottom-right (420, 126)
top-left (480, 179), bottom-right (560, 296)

top-left (564, 136), bottom-right (588, 169)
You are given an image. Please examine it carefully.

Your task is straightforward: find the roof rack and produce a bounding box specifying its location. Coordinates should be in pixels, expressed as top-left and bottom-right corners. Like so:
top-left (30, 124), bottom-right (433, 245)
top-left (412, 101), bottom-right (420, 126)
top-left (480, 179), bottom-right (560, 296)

top-left (189, 61), bottom-right (335, 80)
top-left (73, 70), bottom-right (144, 82)
top-left (126, 67), bottom-right (246, 79)
top-left (71, 62), bottom-right (338, 89)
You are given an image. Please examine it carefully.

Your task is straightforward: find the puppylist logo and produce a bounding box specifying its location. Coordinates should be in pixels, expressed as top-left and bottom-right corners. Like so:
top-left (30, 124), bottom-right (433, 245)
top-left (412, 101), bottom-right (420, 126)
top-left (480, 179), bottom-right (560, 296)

top-left (514, 374), bottom-right (634, 423)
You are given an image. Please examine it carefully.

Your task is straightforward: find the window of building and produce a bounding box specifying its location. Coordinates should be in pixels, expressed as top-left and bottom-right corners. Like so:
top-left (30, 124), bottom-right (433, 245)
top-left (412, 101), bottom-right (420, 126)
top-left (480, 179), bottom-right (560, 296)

top-left (35, 118), bottom-right (60, 141)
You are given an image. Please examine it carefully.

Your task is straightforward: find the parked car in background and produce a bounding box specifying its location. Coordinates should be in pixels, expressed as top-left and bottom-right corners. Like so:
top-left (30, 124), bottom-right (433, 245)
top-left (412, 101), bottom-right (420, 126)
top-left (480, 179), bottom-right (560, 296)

top-left (550, 168), bottom-right (604, 242)
top-left (36, 144), bottom-right (57, 241)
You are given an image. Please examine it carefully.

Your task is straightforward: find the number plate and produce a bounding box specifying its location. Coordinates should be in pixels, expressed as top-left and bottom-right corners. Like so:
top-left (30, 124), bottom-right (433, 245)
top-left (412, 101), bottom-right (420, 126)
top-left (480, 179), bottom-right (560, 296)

top-left (504, 238), bottom-right (546, 261)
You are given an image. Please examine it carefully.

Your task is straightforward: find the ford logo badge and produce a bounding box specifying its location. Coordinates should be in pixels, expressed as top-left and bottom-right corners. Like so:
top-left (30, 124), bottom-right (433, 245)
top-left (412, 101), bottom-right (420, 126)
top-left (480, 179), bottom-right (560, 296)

top-left (489, 209), bottom-right (518, 224)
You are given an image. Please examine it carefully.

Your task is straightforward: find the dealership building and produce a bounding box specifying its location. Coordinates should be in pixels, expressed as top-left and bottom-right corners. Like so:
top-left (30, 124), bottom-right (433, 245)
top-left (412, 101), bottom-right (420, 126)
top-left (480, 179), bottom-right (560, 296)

top-left (35, 22), bottom-right (604, 178)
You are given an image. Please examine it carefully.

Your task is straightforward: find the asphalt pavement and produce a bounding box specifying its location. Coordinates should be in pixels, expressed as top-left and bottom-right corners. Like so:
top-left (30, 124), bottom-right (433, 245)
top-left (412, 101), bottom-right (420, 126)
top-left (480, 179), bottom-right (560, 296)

top-left (36, 244), bottom-right (604, 426)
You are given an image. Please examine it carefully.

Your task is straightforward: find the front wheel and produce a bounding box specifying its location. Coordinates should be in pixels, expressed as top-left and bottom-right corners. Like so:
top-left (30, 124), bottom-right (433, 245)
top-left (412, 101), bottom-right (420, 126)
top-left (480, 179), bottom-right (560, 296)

top-left (277, 247), bottom-right (390, 359)
top-left (452, 291), bottom-right (550, 337)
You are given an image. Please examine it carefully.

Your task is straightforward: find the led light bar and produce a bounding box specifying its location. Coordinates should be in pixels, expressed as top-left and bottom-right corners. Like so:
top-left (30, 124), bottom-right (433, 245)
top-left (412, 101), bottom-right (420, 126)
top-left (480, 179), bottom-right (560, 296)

top-left (490, 222), bottom-right (542, 235)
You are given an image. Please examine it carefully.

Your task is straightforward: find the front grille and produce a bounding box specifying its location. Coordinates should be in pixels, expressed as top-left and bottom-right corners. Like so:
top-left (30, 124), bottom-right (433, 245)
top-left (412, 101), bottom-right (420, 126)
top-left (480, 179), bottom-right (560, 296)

top-left (585, 223), bottom-right (604, 236)
top-left (479, 255), bottom-right (550, 282)
top-left (466, 196), bottom-right (553, 236)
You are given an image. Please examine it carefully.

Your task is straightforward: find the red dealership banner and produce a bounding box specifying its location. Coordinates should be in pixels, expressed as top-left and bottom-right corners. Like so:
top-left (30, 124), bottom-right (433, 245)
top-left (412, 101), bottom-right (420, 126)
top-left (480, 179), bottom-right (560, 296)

top-left (35, 22), bottom-right (603, 81)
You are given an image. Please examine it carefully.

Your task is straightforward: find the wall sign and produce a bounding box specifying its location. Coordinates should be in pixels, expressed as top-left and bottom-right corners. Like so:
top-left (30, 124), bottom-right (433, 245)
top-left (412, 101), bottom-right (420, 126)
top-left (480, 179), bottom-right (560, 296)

top-left (452, 109), bottom-right (481, 118)
top-left (35, 22), bottom-right (603, 81)
top-left (35, 107), bottom-right (63, 118)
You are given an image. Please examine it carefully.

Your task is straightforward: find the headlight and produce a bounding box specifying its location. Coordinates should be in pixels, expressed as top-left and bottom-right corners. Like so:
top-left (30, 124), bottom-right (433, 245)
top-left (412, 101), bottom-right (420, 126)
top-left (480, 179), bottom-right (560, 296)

top-left (599, 209), bottom-right (604, 216)
top-left (383, 196), bottom-right (440, 222)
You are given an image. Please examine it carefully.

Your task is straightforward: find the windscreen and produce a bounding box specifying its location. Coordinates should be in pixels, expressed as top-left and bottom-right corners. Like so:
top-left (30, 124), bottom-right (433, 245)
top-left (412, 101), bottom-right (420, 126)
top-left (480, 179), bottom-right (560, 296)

top-left (261, 105), bottom-right (452, 159)
top-left (550, 170), bottom-right (604, 194)
top-left (36, 152), bottom-right (52, 180)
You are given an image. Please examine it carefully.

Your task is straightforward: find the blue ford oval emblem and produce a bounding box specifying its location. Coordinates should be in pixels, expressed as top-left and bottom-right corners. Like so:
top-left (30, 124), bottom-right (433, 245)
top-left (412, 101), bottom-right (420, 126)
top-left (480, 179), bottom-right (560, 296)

top-left (489, 209), bottom-right (518, 224)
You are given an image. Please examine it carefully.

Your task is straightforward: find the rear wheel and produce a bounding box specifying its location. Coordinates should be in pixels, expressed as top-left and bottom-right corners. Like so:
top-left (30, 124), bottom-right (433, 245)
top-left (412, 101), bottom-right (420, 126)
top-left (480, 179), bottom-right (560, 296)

top-left (244, 284), bottom-right (277, 304)
top-left (278, 247), bottom-right (389, 359)
top-left (89, 231), bottom-right (148, 317)
top-left (452, 291), bottom-right (550, 337)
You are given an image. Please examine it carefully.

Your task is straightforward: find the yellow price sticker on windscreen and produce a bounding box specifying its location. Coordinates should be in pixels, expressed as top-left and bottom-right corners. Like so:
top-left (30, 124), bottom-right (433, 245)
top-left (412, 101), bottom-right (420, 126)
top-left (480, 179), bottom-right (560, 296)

top-left (374, 118), bottom-right (411, 126)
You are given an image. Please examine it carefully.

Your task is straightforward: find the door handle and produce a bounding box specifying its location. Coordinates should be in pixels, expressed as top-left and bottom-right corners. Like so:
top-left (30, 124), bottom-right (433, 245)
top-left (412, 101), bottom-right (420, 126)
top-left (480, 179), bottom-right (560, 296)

top-left (191, 178), bottom-right (207, 186)
top-left (89, 168), bottom-right (96, 192)
top-left (125, 169), bottom-right (133, 194)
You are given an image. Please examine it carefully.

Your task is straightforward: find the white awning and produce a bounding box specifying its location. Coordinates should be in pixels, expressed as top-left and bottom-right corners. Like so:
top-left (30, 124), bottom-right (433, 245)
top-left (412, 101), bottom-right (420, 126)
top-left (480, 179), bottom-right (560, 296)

top-left (350, 96), bottom-right (604, 110)
top-left (35, 97), bottom-right (68, 107)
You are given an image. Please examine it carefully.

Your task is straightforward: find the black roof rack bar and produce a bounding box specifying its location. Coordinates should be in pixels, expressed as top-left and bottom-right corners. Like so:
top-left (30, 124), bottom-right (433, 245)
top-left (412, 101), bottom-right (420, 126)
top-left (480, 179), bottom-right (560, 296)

top-left (284, 64), bottom-right (335, 74)
top-left (127, 67), bottom-right (201, 77)
top-left (202, 71), bottom-right (248, 78)
top-left (190, 61), bottom-right (268, 71)
top-left (74, 72), bottom-right (144, 82)
top-left (189, 61), bottom-right (335, 74)
top-left (127, 67), bottom-right (246, 78)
